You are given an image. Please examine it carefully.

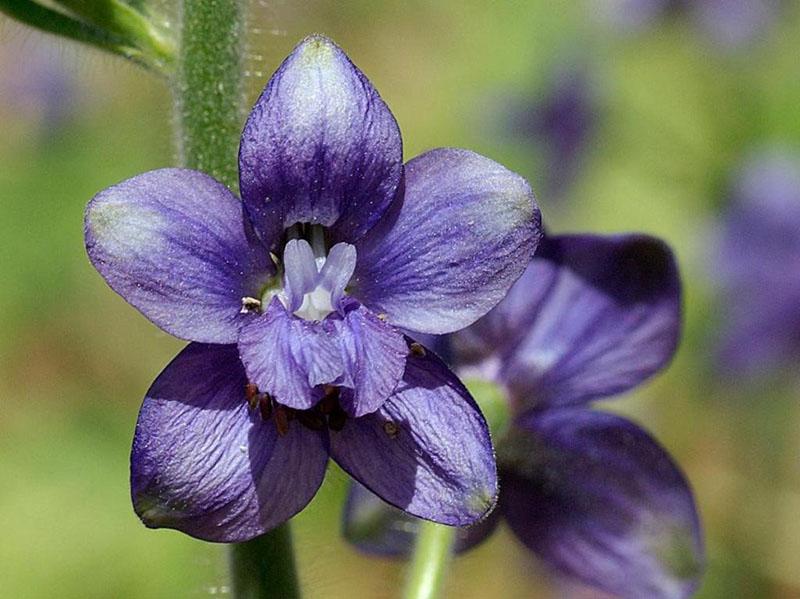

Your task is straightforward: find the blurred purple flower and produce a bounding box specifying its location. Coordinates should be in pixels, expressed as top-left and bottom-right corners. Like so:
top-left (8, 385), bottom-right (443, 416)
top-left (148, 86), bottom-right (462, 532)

top-left (84, 35), bottom-right (544, 542)
top-left (596, 0), bottom-right (779, 49)
top-left (714, 150), bottom-right (800, 379)
top-left (345, 234), bottom-right (704, 598)
top-left (509, 65), bottom-right (597, 199)
top-left (0, 37), bottom-right (78, 135)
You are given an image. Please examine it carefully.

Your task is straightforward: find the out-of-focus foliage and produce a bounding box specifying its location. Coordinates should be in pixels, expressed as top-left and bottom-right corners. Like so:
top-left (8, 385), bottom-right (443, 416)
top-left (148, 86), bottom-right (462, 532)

top-left (1, 1), bottom-right (800, 597)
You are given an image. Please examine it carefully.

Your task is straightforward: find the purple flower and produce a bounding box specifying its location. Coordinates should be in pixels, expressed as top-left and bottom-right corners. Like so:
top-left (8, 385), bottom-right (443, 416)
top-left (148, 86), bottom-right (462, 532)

top-left (345, 234), bottom-right (704, 598)
top-left (509, 65), bottom-right (597, 199)
top-left (596, 0), bottom-right (779, 49)
top-left (714, 149), bottom-right (800, 379)
top-left (84, 35), bottom-right (543, 542)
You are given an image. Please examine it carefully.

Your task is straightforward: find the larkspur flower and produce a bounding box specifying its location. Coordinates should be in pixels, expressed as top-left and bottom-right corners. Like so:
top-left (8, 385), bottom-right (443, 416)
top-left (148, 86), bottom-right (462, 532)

top-left (84, 35), bottom-right (542, 542)
top-left (596, 0), bottom-right (779, 49)
top-left (714, 149), bottom-right (800, 379)
top-left (344, 233), bottom-right (705, 599)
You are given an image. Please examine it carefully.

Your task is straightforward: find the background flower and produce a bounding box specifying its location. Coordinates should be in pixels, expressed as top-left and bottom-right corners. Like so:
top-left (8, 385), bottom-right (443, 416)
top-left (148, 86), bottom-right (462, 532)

top-left (345, 234), bottom-right (704, 598)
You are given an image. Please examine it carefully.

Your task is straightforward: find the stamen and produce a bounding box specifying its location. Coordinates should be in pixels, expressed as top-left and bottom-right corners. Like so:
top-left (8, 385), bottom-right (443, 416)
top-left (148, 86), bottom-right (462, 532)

top-left (245, 383), bottom-right (259, 409)
top-left (241, 296), bottom-right (262, 313)
top-left (383, 420), bottom-right (400, 439)
top-left (409, 342), bottom-right (426, 357)
top-left (327, 407), bottom-right (347, 431)
top-left (274, 405), bottom-right (290, 436)
top-left (258, 395), bottom-right (273, 421)
top-left (296, 409), bottom-right (326, 431)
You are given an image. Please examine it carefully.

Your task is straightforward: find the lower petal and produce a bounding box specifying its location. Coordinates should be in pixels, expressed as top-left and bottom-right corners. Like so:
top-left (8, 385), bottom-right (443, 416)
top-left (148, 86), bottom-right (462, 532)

top-left (329, 347), bottom-right (497, 526)
top-left (331, 301), bottom-right (408, 417)
top-left (500, 409), bottom-right (704, 599)
top-left (131, 343), bottom-right (328, 542)
top-left (238, 298), bottom-right (344, 409)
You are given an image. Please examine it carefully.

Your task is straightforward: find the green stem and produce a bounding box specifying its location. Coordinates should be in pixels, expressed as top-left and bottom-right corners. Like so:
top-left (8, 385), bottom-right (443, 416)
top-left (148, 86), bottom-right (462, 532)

top-left (175, 2), bottom-right (300, 597)
top-left (175, 0), bottom-right (246, 189)
top-left (0, 0), bottom-right (149, 69)
top-left (229, 526), bottom-right (301, 599)
top-left (403, 522), bottom-right (457, 599)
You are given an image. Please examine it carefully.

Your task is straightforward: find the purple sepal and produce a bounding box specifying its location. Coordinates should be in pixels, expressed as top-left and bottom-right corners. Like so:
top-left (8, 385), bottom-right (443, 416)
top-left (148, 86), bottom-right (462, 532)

top-left (239, 35), bottom-right (403, 249)
top-left (131, 343), bottom-right (328, 543)
top-left (454, 234), bottom-right (681, 411)
top-left (342, 481), bottom-right (499, 556)
top-left (353, 148), bottom-right (542, 335)
top-left (84, 168), bottom-right (274, 344)
top-left (330, 345), bottom-right (498, 526)
top-left (501, 409), bottom-right (704, 599)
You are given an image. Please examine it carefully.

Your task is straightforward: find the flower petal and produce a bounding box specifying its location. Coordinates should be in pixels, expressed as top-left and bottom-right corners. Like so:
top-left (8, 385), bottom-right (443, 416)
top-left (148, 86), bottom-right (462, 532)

top-left (499, 409), bottom-right (704, 599)
top-left (238, 298), bottom-right (343, 410)
top-left (283, 239), bottom-right (319, 311)
top-left (342, 481), bottom-right (499, 556)
top-left (319, 242), bottom-right (357, 308)
top-left (330, 301), bottom-right (408, 417)
top-left (84, 168), bottom-right (274, 343)
top-left (352, 148), bottom-right (541, 335)
top-left (329, 346), bottom-right (497, 525)
top-left (239, 35), bottom-right (403, 248)
top-left (492, 234), bottom-right (681, 410)
top-left (131, 343), bottom-right (329, 543)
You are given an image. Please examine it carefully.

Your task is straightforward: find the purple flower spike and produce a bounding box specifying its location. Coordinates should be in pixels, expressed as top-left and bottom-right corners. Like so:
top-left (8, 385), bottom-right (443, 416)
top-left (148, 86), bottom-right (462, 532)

top-left (715, 149), bottom-right (800, 378)
top-left (511, 65), bottom-right (597, 198)
top-left (595, 0), bottom-right (779, 50)
top-left (344, 232), bottom-right (703, 596)
top-left (86, 35), bottom-right (539, 540)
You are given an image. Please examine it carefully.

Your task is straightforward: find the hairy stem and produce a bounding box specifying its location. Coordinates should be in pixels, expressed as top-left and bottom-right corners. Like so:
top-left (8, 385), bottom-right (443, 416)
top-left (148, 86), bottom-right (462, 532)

top-left (175, 2), bottom-right (301, 597)
top-left (403, 522), bottom-right (457, 599)
top-left (175, 0), bottom-right (246, 189)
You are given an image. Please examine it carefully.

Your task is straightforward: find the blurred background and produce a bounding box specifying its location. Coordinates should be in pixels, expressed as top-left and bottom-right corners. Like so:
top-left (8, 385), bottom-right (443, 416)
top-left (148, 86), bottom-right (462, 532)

top-left (2, 0), bottom-right (800, 597)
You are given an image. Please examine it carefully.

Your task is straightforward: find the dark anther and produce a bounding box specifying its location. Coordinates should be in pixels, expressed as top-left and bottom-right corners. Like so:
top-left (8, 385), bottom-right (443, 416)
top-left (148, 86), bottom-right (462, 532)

top-left (327, 407), bottom-right (347, 431)
top-left (409, 342), bottom-right (426, 357)
top-left (382, 420), bottom-right (400, 439)
top-left (320, 385), bottom-right (341, 414)
top-left (297, 409), bottom-right (326, 431)
top-left (258, 395), bottom-right (273, 421)
top-left (245, 383), bottom-right (259, 409)
top-left (274, 405), bottom-right (291, 436)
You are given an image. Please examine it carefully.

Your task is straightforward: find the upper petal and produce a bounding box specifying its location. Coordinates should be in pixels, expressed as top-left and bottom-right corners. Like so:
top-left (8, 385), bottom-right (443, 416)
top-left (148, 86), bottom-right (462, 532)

top-left (239, 35), bottom-right (403, 249)
top-left (490, 234), bottom-right (681, 411)
top-left (342, 480), bottom-right (500, 557)
top-left (499, 409), bottom-right (704, 599)
top-left (352, 148), bottom-right (541, 335)
top-left (84, 168), bottom-right (274, 344)
top-left (329, 345), bottom-right (498, 526)
top-left (131, 343), bottom-right (329, 543)
top-left (238, 298), bottom-right (343, 410)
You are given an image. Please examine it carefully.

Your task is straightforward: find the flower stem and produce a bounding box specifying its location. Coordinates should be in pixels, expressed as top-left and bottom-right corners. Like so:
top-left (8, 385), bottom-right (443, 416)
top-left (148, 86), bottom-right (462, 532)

top-left (229, 526), bottom-right (301, 599)
top-left (175, 1), bottom-right (301, 597)
top-left (403, 522), bottom-right (457, 599)
top-left (175, 0), bottom-right (246, 189)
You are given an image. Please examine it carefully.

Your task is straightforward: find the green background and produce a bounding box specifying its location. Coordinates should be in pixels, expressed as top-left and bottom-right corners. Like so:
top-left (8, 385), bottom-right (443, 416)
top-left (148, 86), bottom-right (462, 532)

top-left (2, 1), bottom-right (800, 597)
